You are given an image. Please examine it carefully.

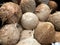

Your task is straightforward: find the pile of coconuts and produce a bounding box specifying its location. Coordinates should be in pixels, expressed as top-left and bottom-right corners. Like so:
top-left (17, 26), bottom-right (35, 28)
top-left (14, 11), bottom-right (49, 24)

top-left (0, 0), bottom-right (60, 45)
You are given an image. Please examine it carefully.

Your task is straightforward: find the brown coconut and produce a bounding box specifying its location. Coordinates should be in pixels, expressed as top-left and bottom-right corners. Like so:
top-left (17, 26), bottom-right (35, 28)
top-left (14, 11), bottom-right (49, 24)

top-left (0, 2), bottom-right (22, 24)
top-left (34, 22), bottom-right (55, 44)
top-left (48, 12), bottom-right (60, 31)
top-left (21, 12), bottom-right (39, 30)
top-left (55, 32), bottom-right (60, 42)
top-left (48, 1), bottom-right (57, 10)
top-left (35, 3), bottom-right (51, 21)
top-left (0, 23), bottom-right (22, 45)
top-left (20, 0), bottom-right (36, 13)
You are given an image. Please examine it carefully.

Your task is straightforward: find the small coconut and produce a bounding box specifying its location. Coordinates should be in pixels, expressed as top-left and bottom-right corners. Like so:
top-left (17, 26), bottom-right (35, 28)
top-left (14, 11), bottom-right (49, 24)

top-left (20, 30), bottom-right (34, 40)
top-left (35, 3), bottom-right (51, 21)
top-left (16, 38), bottom-right (41, 45)
top-left (34, 22), bottom-right (55, 44)
top-left (48, 1), bottom-right (57, 10)
top-left (48, 12), bottom-right (60, 31)
top-left (0, 2), bottom-right (22, 24)
top-left (0, 23), bottom-right (21, 45)
top-left (20, 0), bottom-right (36, 13)
top-left (55, 32), bottom-right (60, 42)
top-left (21, 12), bottom-right (39, 30)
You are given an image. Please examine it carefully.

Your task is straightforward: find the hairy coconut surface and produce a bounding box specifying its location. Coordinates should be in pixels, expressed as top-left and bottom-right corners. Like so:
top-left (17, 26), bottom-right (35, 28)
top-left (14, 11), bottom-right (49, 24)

top-left (34, 22), bottom-right (55, 44)
top-left (0, 2), bottom-right (22, 24)
top-left (0, 23), bottom-right (21, 45)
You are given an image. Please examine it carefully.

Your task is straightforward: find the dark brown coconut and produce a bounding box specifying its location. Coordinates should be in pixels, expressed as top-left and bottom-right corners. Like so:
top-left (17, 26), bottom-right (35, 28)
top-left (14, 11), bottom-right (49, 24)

top-left (55, 32), bottom-right (60, 42)
top-left (0, 2), bottom-right (22, 24)
top-left (48, 12), bottom-right (60, 31)
top-left (0, 23), bottom-right (22, 45)
top-left (34, 22), bottom-right (55, 44)
top-left (20, 0), bottom-right (36, 13)
top-left (35, 3), bottom-right (51, 21)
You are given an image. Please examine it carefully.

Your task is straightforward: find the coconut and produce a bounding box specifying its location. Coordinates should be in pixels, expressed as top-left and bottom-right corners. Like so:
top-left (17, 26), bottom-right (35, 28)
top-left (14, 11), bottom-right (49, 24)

top-left (0, 23), bottom-right (22, 45)
top-left (0, 2), bottom-right (22, 24)
top-left (16, 38), bottom-right (41, 45)
top-left (35, 3), bottom-right (51, 21)
top-left (21, 12), bottom-right (39, 29)
top-left (48, 12), bottom-right (60, 31)
top-left (20, 30), bottom-right (34, 40)
top-left (48, 1), bottom-right (57, 10)
top-left (55, 32), bottom-right (60, 42)
top-left (20, 0), bottom-right (36, 13)
top-left (34, 22), bottom-right (55, 44)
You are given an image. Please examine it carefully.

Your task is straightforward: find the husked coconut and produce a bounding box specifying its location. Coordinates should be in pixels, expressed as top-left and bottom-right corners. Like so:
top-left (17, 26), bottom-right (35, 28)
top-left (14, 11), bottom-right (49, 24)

top-left (35, 3), bottom-right (51, 21)
top-left (0, 23), bottom-right (22, 45)
top-left (16, 38), bottom-right (41, 45)
top-left (55, 32), bottom-right (60, 42)
top-left (20, 30), bottom-right (34, 40)
top-left (21, 12), bottom-right (39, 29)
top-left (20, 0), bottom-right (36, 13)
top-left (0, 2), bottom-right (22, 24)
top-left (34, 22), bottom-right (55, 44)
top-left (48, 12), bottom-right (60, 31)
top-left (48, 1), bottom-right (57, 10)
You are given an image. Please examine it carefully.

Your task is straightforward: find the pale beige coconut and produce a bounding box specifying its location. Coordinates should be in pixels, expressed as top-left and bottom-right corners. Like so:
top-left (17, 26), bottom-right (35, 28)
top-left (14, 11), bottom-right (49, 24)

top-left (20, 0), bottom-right (36, 13)
top-left (20, 30), bottom-right (34, 40)
top-left (16, 38), bottom-right (41, 45)
top-left (21, 12), bottom-right (39, 30)
top-left (34, 22), bottom-right (55, 44)
top-left (48, 12), bottom-right (60, 31)
top-left (0, 2), bottom-right (22, 24)
top-left (55, 32), bottom-right (60, 42)
top-left (35, 3), bottom-right (51, 21)
top-left (0, 23), bottom-right (22, 45)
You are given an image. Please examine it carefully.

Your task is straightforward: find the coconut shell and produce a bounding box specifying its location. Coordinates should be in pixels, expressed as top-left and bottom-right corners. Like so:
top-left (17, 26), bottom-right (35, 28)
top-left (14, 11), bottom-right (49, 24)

top-left (34, 22), bottom-right (55, 44)
top-left (55, 32), bottom-right (60, 42)
top-left (35, 3), bottom-right (51, 21)
top-left (20, 0), bottom-right (36, 13)
top-left (0, 23), bottom-right (21, 45)
top-left (20, 30), bottom-right (34, 40)
top-left (0, 2), bottom-right (22, 24)
top-left (21, 12), bottom-right (39, 30)
top-left (48, 12), bottom-right (60, 31)
top-left (48, 1), bottom-right (57, 10)
top-left (16, 38), bottom-right (41, 45)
